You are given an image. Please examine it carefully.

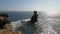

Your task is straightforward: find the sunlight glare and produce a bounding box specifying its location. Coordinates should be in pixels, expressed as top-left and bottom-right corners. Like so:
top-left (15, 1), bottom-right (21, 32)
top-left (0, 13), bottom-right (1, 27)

top-left (45, 11), bottom-right (58, 16)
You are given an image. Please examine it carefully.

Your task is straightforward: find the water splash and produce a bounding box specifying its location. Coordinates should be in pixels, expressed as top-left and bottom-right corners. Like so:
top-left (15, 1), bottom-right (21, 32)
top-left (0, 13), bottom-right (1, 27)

top-left (40, 18), bottom-right (58, 34)
top-left (11, 18), bottom-right (58, 34)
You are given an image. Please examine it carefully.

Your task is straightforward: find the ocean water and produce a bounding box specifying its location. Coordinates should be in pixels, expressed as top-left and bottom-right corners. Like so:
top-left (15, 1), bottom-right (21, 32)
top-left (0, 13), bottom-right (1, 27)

top-left (0, 11), bottom-right (46, 22)
top-left (0, 11), bottom-right (60, 34)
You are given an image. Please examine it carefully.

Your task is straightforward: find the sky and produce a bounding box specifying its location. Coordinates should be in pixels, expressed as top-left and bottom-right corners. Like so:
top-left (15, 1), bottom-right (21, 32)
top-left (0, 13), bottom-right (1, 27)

top-left (0, 0), bottom-right (60, 12)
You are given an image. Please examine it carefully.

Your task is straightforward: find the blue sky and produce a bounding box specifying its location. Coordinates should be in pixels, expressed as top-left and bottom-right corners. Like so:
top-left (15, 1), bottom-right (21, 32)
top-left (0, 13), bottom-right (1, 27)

top-left (0, 0), bottom-right (60, 11)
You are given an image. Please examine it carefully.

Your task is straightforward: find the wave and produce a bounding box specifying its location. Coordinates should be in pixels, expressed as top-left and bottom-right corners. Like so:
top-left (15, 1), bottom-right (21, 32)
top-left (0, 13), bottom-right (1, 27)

top-left (11, 19), bottom-right (58, 34)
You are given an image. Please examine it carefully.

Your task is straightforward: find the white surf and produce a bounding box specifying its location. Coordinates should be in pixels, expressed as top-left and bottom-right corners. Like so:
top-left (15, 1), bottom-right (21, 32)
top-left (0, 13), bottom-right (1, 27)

top-left (11, 19), bottom-right (58, 34)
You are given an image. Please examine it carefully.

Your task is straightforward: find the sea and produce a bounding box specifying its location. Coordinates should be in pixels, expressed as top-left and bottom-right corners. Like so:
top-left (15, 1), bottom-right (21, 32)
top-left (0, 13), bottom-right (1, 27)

top-left (0, 11), bottom-right (60, 34)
